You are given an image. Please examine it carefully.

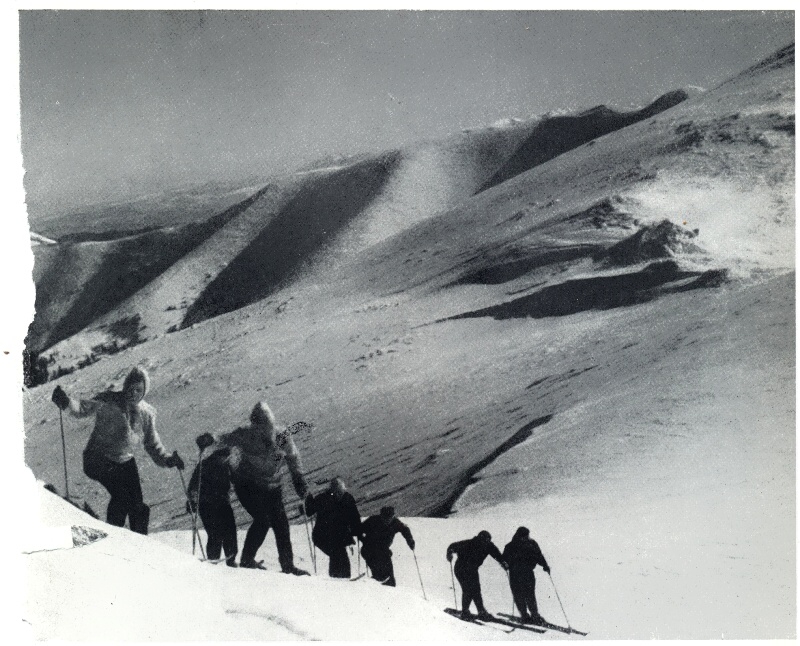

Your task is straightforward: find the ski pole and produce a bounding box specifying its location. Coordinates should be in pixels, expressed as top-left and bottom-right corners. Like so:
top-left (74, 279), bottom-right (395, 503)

top-left (303, 511), bottom-right (316, 574)
top-left (194, 448), bottom-right (205, 556)
top-left (58, 409), bottom-right (70, 499)
top-left (507, 570), bottom-right (515, 619)
top-left (310, 515), bottom-right (318, 565)
top-left (548, 571), bottom-right (572, 631)
top-left (356, 537), bottom-right (362, 576)
top-left (412, 549), bottom-right (427, 600)
top-left (449, 560), bottom-right (458, 608)
top-left (177, 468), bottom-right (206, 560)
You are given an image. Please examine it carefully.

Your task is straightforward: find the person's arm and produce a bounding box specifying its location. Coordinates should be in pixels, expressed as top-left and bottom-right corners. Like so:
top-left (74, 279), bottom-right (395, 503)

top-left (396, 519), bottom-right (415, 550)
top-left (489, 542), bottom-right (507, 569)
top-left (282, 436), bottom-right (309, 499)
top-left (533, 540), bottom-right (550, 572)
top-left (304, 493), bottom-right (317, 516)
top-left (141, 408), bottom-right (178, 468)
top-left (346, 495), bottom-right (362, 537)
top-left (446, 539), bottom-right (466, 561)
top-left (360, 516), bottom-right (376, 543)
top-left (52, 385), bottom-right (101, 418)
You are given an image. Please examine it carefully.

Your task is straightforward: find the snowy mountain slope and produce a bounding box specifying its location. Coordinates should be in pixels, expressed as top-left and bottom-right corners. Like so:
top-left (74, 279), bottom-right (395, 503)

top-left (21, 44), bottom-right (795, 639)
top-left (29, 82), bottom-right (691, 382)
top-left (479, 89), bottom-right (689, 192)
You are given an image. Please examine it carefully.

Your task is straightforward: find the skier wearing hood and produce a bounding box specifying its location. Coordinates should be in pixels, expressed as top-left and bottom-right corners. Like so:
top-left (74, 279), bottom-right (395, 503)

top-left (502, 526), bottom-right (550, 625)
top-left (187, 432), bottom-right (238, 566)
top-left (359, 506), bottom-right (415, 586)
top-left (51, 367), bottom-right (184, 534)
top-left (447, 530), bottom-right (508, 620)
top-left (304, 477), bottom-right (362, 578)
top-left (221, 402), bottom-right (310, 574)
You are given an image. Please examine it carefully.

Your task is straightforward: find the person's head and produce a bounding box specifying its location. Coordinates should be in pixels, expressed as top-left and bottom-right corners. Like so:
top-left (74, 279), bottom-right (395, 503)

top-left (196, 433), bottom-right (216, 451)
top-left (329, 477), bottom-right (346, 498)
top-left (123, 367), bottom-right (149, 406)
top-left (477, 530), bottom-right (492, 544)
top-left (513, 526), bottom-right (530, 540)
top-left (250, 402), bottom-right (277, 439)
top-left (380, 506), bottom-right (396, 524)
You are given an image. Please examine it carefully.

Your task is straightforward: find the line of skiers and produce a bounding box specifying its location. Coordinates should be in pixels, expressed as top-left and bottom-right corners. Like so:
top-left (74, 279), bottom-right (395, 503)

top-left (50, 366), bottom-right (551, 622)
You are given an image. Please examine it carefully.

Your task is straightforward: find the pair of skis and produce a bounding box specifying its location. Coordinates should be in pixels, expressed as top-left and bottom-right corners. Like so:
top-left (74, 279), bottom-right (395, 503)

top-left (497, 613), bottom-right (588, 636)
top-left (445, 608), bottom-right (588, 636)
top-left (443, 608), bottom-right (524, 634)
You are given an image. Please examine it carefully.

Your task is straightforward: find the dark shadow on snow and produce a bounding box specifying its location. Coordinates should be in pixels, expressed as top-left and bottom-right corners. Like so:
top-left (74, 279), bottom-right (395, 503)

top-left (441, 261), bottom-right (726, 322)
top-left (429, 415), bottom-right (553, 518)
top-left (478, 90), bottom-right (689, 193)
top-left (182, 154), bottom-right (399, 328)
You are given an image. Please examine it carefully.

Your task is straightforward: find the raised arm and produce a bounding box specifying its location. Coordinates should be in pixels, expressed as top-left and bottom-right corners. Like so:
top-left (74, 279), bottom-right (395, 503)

top-left (52, 385), bottom-right (101, 418)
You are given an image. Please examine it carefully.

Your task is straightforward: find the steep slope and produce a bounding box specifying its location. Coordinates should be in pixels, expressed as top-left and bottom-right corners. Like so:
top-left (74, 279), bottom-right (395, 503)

top-left (21, 45), bottom-right (794, 639)
top-left (32, 123), bottom-right (532, 379)
top-left (24, 42), bottom-right (793, 525)
top-left (339, 47), bottom-right (792, 302)
top-left (24, 481), bottom-right (474, 641)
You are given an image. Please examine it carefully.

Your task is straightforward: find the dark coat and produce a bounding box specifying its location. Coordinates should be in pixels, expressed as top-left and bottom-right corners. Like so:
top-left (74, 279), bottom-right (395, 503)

top-left (188, 446), bottom-right (233, 506)
top-left (502, 536), bottom-right (549, 575)
top-left (447, 537), bottom-right (505, 572)
top-left (360, 515), bottom-right (414, 557)
top-left (306, 490), bottom-right (362, 549)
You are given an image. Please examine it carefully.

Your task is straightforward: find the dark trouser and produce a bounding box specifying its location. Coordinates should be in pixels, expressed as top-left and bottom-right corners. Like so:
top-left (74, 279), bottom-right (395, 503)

top-left (233, 479), bottom-right (294, 571)
top-left (83, 452), bottom-right (150, 534)
top-left (455, 563), bottom-right (485, 614)
top-left (199, 500), bottom-right (238, 562)
top-left (362, 547), bottom-right (395, 586)
top-left (509, 570), bottom-right (540, 619)
top-left (315, 540), bottom-right (351, 578)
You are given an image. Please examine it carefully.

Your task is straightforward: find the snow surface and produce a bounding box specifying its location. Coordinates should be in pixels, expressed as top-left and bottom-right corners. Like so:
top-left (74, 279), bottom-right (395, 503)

top-left (22, 476), bottom-right (485, 641)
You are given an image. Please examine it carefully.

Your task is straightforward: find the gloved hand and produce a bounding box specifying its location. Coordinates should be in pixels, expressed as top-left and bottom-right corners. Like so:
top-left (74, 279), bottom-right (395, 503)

top-left (502, 561), bottom-right (509, 571)
top-left (544, 565), bottom-right (551, 574)
top-left (167, 451), bottom-right (185, 470)
top-left (51, 385), bottom-right (69, 410)
top-left (446, 552), bottom-right (453, 562)
top-left (186, 499), bottom-right (198, 515)
top-left (408, 538), bottom-right (416, 551)
top-left (298, 503), bottom-right (305, 515)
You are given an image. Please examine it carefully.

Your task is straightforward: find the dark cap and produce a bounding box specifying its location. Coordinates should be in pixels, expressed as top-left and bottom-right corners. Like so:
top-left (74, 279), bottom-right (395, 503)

top-left (380, 506), bottom-right (396, 520)
top-left (477, 530), bottom-right (492, 541)
top-left (196, 433), bottom-right (215, 451)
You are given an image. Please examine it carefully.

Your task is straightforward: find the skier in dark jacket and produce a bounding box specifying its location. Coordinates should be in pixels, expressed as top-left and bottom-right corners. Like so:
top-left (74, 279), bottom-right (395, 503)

top-left (304, 477), bottom-right (362, 578)
top-left (447, 530), bottom-right (508, 620)
top-left (188, 433), bottom-right (238, 567)
top-left (360, 506), bottom-right (415, 586)
top-left (502, 526), bottom-right (550, 624)
top-left (51, 367), bottom-right (184, 535)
